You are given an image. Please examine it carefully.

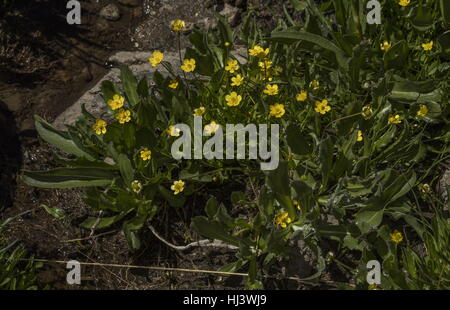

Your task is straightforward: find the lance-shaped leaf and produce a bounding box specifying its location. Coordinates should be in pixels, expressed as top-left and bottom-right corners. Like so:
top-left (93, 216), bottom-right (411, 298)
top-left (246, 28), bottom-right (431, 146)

top-left (269, 30), bottom-right (348, 69)
top-left (22, 168), bottom-right (116, 188)
top-left (120, 65), bottom-right (139, 106)
top-left (34, 115), bottom-right (94, 160)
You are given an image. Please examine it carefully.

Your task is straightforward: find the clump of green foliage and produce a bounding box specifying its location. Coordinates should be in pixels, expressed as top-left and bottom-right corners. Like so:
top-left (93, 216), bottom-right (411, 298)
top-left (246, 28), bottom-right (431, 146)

top-left (23, 0), bottom-right (449, 289)
top-left (0, 212), bottom-right (41, 290)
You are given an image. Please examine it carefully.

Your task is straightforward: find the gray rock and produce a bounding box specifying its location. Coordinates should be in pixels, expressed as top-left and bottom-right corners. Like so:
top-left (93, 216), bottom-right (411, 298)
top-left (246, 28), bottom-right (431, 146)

top-left (219, 3), bottom-right (240, 26)
top-left (53, 48), bottom-right (247, 130)
top-left (196, 17), bottom-right (218, 31)
top-left (100, 4), bottom-right (121, 21)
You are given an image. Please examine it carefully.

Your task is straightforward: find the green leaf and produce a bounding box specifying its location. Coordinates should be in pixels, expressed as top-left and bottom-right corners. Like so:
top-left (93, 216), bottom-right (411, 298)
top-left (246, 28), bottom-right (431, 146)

top-left (101, 80), bottom-right (119, 102)
top-left (158, 185), bottom-right (186, 208)
top-left (191, 216), bottom-right (239, 246)
top-left (218, 260), bottom-right (246, 273)
top-left (289, 0), bottom-right (307, 11)
top-left (81, 213), bottom-right (127, 230)
top-left (41, 204), bottom-right (65, 220)
top-left (355, 199), bottom-right (385, 233)
top-left (286, 124), bottom-right (313, 155)
top-left (117, 154), bottom-right (135, 186)
top-left (22, 168), bottom-right (116, 188)
top-left (384, 40), bottom-right (408, 70)
top-left (123, 215), bottom-right (146, 250)
top-left (34, 115), bottom-right (94, 160)
top-left (409, 6), bottom-right (434, 31)
top-left (269, 30), bottom-right (348, 69)
top-left (319, 137), bottom-right (333, 189)
top-left (441, 0), bottom-right (450, 25)
top-left (217, 14), bottom-right (233, 44)
top-left (205, 197), bottom-right (219, 218)
top-left (438, 31), bottom-right (450, 57)
top-left (120, 65), bottom-right (139, 106)
top-left (266, 161), bottom-right (290, 196)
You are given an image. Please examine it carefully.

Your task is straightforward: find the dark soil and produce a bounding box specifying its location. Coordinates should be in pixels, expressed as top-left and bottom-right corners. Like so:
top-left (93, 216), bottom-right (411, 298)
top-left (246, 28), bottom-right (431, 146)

top-left (0, 0), bottom-right (339, 290)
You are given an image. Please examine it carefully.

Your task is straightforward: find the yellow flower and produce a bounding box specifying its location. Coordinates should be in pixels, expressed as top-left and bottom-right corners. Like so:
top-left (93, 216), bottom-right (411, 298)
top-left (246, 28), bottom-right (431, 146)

top-left (225, 59), bottom-right (239, 73)
top-left (293, 200), bottom-right (301, 211)
top-left (168, 80), bottom-right (179, 89)
top-left (224, 41), bottom-right (231, 47)
top-left (417, 104), bottom-right (428, 117)
top-left (148, 51), bottom-right (164, 67)
top-left (171, 180), bottom-right (185, 195)
top-left (275, 212), bottom-right (292, 229)
top-left (258, 59), bottom-right (273, 70)
top-left (388, 114), bottom-right (402, 124)
top-left (390, 230), bottom-right (403, 243)
top-left (231, 74), bottom-right (244, 86)
top-left (357, 130), bottom-right (363, 142)
top-left (315, 99), bottom-right (331, 114)
top-left (263, 84), bottom-right (279, 96)
top-left (92, 119), bottom-right (107, 135)
top-left (380, 41), bottom-right (392, 51)
top-left (225, 91), bottom-right (242, 107)
top-left (166, 125), bottom-right (181, 137)
top-left (269, 103), bottom-right (285, 118)
top-left (181, 58), bottom-right (196, 72)
top-left (204, 121), bottom-right (220, 135)
top-left (399, 0), bottom-right (410, 7)
top-left (193, 106), bottom-right (206, 116)
top-left (131, 180), bottom-right (142, 194)
top-left (309, 80), bottom-right (320, 90)
top-left (422, 41), bottom-right (433, 51)
top-left (171, 19), bottom-right (185, 31)
top-left (362, 105), bottom-right (373, 120)
top-left (248, 45), bottom-right (269, 58)
top-left (140, 148), bottom-right (152, 161)
top-left (107, 94), bottom-right (125, 111)
top-left (296, 90), bottom-right (308, 102)
top-left (115, 108), bottom-right (131, 124)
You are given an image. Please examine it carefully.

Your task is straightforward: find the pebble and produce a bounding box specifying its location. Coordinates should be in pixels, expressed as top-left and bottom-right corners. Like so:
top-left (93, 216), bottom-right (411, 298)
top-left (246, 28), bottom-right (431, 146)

top-left (99, 4), bottom-right (121, 21)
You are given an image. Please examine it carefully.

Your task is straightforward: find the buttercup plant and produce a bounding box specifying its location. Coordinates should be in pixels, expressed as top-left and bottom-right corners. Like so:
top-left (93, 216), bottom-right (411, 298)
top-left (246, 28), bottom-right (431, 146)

top-left (23, 0), bottom-right (449, 289)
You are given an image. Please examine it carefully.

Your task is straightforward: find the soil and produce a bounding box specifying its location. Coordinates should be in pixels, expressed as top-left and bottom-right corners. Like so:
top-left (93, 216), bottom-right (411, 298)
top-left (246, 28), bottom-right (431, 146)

top-left (0, 0), bottom-right (344, 290)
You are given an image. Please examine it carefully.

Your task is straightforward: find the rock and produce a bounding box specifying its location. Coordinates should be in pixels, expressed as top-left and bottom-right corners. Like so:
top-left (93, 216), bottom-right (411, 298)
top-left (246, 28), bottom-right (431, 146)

top-left (219, 3), bottom-right (240, 27)
top-left (437, 160), bottom-right (450, 205)
top-left (100, 4), bottom-right (121, 21)
top-left (196, 17), bottom-right (218, 31)
top-left (95, 19), bottom-right (110, 31)
top-left (80, 66), bottom-right (93, 83)
top-left (117, 0), bottom-right (140, 7)
top-left (53, 48), bottom-right (247, 130)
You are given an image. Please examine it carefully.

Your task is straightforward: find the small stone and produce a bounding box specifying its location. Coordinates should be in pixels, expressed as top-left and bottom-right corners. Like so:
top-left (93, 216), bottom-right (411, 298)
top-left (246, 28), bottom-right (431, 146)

top-left (196, 17), bottom-right (218, 31)
top-left (219, 3), bottom-right (240, 27)
top-left (100, 4), bottom-right (121, 21)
